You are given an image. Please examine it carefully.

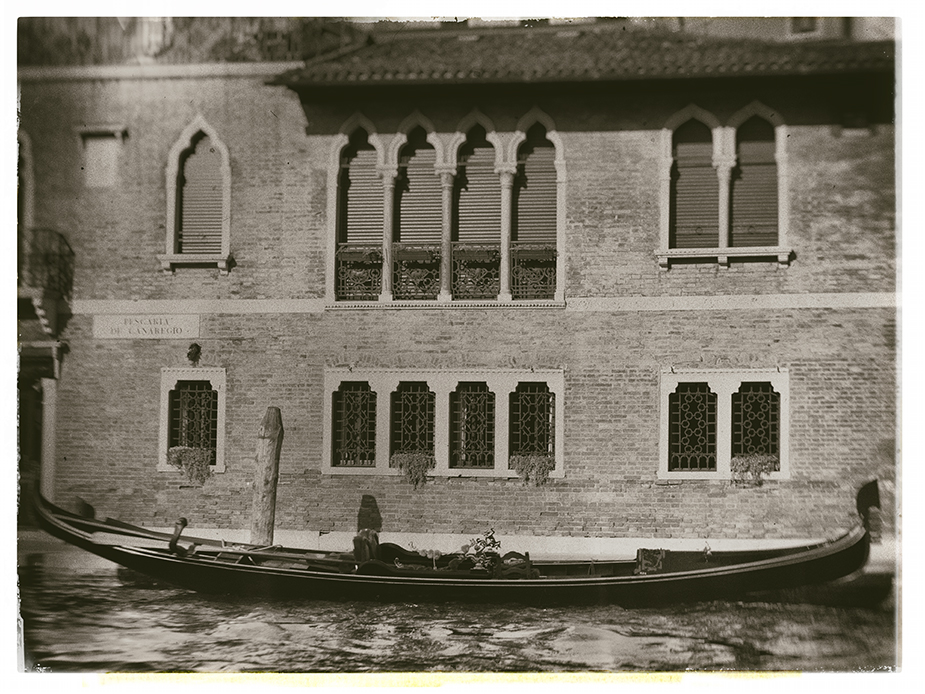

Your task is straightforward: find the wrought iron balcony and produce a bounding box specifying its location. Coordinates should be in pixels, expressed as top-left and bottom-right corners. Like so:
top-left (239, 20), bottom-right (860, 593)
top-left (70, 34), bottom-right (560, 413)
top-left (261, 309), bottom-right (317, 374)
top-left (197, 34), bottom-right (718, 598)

top-left (511, 243), bottom-right (556, 300)
top-left (393, 244), bottom-right (441, 301)
top-left (335, 243), bottom-right (382, 301)
top-left (452, 243), bottom-right (500, 300)
top-left (19, 228), bottom-right (74, 300)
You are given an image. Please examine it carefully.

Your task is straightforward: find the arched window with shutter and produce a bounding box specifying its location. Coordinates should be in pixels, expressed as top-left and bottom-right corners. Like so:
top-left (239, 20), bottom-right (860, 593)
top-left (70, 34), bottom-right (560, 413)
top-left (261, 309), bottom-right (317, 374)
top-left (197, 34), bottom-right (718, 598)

top-left (335, 128), bottom-right (383, 300)
top-left (670, 118), bottom-right (719, 249)
top-left (512, 122), bottom-right (557, 300)
top-left (730, 116), bottom-right (778, 247)
top-left (453, 125), bottom-right (502, 299)
top-left (160, 116), bottom-right (232, 272)
top-left (393, 126), bottom-right (442, 299)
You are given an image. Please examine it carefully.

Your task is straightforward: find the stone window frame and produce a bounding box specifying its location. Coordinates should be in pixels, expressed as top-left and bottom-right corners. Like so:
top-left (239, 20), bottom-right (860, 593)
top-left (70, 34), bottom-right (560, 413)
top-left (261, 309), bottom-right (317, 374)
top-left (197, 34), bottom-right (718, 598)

top-left (158, 114), bottom-right (233, 274)
top-left (321, 368), bottom-right (565, 479)
top-left (656, 102), bottom-right (792, 269)
top-left (658, 367), bottom-right (790, 481)
top-left (325, 108), bottom-right (566, 307)
top-left (157, 366), bottom-right (227, 474)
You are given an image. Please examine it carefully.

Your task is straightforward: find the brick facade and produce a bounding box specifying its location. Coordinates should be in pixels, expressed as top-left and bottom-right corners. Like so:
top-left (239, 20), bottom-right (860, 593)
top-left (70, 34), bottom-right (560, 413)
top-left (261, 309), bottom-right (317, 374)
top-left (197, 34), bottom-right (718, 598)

top-left (19, 50), bottom-right (896, 544)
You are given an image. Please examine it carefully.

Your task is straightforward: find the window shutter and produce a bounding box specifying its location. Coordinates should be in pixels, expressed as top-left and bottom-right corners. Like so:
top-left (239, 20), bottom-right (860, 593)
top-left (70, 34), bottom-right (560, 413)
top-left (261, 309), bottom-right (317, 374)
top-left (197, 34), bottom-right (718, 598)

top-left (456, 145), bottom-right (501, 243)
top-left (671, 141), bottom-right (719, 248)
top-left (513, 145), bottom-right (557, 243)
top-left (395, 147), bottom-right (441, 244)
top-left (178, 135), bottom-right (223, 254)
top-left (340, 148), bottom-right (382, 245)
top-left (731, 131), bottom-right (778, 247)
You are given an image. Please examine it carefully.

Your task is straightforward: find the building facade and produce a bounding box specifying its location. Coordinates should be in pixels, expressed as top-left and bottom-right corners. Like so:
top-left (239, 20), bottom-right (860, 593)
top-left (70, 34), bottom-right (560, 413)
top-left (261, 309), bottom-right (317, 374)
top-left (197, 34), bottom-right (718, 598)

top-left (17, 18), bottom-right (897, 553)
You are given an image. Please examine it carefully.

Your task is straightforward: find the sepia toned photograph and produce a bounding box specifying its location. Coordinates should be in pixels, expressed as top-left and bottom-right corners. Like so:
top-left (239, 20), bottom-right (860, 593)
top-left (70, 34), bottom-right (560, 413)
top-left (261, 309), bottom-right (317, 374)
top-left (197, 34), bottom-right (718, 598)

top-left (15, 12), bottom-right (899, 678)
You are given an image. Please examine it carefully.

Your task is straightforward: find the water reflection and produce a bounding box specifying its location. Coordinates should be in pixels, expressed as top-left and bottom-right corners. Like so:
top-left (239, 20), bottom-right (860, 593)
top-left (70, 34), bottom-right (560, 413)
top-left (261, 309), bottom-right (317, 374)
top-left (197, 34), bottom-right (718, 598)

top-left (19, 559), bottom-right (896, 673)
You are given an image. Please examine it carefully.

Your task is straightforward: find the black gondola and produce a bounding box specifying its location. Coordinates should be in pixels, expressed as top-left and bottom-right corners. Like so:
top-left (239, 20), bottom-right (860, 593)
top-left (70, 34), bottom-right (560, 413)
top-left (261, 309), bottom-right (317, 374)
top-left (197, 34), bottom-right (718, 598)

top-left (31, 481), bottom-right (879, 606)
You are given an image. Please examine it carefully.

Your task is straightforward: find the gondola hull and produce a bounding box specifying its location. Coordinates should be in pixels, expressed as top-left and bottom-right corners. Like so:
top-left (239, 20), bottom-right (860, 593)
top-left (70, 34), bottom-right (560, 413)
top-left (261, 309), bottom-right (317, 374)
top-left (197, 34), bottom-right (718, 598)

top-left (32, 486), bottom-right (875, 607)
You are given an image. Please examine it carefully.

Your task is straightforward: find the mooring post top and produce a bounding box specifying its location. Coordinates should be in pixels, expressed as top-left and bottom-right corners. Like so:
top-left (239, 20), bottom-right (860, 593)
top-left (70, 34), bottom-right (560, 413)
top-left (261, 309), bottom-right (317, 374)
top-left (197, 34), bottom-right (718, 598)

top-left (258, 406), bottom-right (283, 438)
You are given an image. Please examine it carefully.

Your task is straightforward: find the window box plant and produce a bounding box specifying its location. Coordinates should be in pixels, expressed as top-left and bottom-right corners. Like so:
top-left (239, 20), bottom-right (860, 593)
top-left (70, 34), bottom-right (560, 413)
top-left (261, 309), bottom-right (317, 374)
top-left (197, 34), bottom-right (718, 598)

top-left (510, 453), bottom-right (556, 486)
top-left (391, 452), bottom-right (436, 489)
top-left (166, 446), bottom-right (214, 485)
top-left (730, 453), bottom-right (779, 486)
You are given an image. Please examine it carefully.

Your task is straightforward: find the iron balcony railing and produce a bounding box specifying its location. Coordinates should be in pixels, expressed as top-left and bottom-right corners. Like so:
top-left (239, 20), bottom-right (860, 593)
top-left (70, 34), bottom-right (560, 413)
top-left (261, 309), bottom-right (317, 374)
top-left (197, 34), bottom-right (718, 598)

top-left (19, 228), bottom-right (75, 300)
top-left (335, 243), bottom-right (383, 301)
top-left (511, 242), bottom-right (556, 300)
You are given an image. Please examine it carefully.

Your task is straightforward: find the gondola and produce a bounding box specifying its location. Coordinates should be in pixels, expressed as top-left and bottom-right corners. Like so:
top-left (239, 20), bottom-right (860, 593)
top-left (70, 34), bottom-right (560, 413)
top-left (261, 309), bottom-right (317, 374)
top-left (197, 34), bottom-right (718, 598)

top-left (31, 481), bottom-right (879, 606)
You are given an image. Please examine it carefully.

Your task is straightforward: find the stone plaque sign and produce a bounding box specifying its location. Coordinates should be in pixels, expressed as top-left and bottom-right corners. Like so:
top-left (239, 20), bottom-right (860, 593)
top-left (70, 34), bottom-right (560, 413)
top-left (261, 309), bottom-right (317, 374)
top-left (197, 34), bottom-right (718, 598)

top-left (94, 314), bottom-right (200, 339)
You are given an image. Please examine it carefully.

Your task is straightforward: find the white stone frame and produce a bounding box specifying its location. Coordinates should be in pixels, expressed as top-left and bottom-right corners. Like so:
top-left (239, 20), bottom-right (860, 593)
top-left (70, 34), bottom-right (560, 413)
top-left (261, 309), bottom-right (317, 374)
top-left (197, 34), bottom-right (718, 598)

top-left (658, 368), bottom-right (790, 481)
top-left (325, 108), bottom-right (566, 308)
top-left (656, 103), bottom-right (792, 269)
top-left (157, 367), bottom-right (227, 473)
top-left (158, 115), bottom-right (233, 273)
top-left (322, 368), bottom-right (565, 479)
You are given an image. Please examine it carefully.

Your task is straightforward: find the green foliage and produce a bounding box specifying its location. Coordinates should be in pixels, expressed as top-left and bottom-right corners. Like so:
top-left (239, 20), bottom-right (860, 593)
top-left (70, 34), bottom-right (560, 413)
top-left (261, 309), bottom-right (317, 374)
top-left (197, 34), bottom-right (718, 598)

top-left (510, 454), bottom-right (556, 486)
top-left (391, 452), bottom-right (436, 489)
top-left (166, 446), bottom-right (214, 485)
top-left (730, 453), bottom-right (779, 486)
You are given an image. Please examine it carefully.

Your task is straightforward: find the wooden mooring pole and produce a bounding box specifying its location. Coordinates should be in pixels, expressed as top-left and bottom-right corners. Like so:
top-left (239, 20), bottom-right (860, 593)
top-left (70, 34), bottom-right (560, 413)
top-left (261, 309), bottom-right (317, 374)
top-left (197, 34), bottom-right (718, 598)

top-left (250, 406), bottom-right (284, 546)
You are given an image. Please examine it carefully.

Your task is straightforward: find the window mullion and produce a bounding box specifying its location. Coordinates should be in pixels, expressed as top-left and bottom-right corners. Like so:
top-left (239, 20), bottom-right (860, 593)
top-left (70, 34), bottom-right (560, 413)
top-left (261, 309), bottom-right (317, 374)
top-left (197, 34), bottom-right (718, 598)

top-left (431, 382), bottom-right (452, 474)
top-left (497, 168), bottom-right (515, 302)
top-left (712, 379), bottom-right (735, 477)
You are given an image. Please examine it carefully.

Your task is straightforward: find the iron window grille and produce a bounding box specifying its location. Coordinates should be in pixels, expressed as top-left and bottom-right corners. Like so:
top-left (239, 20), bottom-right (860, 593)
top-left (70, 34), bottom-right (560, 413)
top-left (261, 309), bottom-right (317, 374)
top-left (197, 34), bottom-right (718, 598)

top-left (168, 380), bottom-right (218, 463)
top-left (509, 382), bottom-right (555, 457)
top-left (450, 382), bottom-right (495, 468)
top-left (331, 382), bottom-right (377, 467)
top-left (668, 382), bottom-right (717, 471)
top-left (731, 381), bottom-right (781, 465)
top-left (390, 382), bottom-right (435, 457)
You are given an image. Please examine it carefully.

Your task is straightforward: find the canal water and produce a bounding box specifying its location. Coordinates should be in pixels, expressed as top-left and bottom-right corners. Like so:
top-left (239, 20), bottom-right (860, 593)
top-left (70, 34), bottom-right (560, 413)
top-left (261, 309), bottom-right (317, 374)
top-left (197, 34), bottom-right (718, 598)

top-left (17, 555), bottom-right (897, 673)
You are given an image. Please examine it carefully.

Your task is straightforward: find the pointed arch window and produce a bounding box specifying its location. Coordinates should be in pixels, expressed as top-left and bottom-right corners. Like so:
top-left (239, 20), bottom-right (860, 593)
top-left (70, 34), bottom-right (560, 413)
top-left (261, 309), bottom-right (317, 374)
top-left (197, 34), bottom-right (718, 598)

top-left (512, 123), bottom-right (557, 300)
top-left (159, 118), bottom-right (232, 273)
top-left (393, 127), bottom-right (442, 300)
top-left (335, 129), bottom-right (383, 301)
top-left (453, 125), bottom-right (502, 299)
top-left (730, 116), bottom-right (779, 247)
top-left (670, 119), bottom-right (719, 249)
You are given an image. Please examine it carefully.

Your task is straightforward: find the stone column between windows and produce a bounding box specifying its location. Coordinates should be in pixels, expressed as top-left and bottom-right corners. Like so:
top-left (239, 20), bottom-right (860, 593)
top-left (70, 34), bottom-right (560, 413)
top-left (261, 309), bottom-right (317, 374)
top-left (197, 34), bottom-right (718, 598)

top-left (378, 167), bottom-right (398, 302)
top-left (430, 381), bottom-right (455, 473)
top-left (488, 376), bottom-right (519, 475)
top-left (437, 170), bottom-right (455, 302)
top-left (714, 128), bottom-right (737, 264)
top-left (705, 378), bottom-right (735, 478)
top-left (369, 376), bottom-right (399, 471)
top-left (497, 168), bottom-right (516, 302)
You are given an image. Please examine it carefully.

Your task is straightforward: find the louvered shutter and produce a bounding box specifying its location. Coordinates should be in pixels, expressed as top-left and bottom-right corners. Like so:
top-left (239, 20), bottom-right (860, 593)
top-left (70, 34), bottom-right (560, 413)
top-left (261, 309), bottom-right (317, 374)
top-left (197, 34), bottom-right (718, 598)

top-left (178, 136), bottom-right (223, 254)
top-left (671, 141), bottom-right (719, 248)
top-left (340, 148), bottom-right (382, 244)
top-left (513, 145), bottom-right (557, 243)
top-left (395, 147), bottom-right (441, 244)
top-left (456, 145), bottom-right (501, 243)
top-left (730, 140), bottom-right (778, 247)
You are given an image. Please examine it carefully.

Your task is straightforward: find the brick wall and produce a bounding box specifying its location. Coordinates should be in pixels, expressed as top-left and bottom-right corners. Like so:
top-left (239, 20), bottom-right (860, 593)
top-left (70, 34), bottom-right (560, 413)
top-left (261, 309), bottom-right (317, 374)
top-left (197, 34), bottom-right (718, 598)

top-left (21, 68), bottom-right (897, 540)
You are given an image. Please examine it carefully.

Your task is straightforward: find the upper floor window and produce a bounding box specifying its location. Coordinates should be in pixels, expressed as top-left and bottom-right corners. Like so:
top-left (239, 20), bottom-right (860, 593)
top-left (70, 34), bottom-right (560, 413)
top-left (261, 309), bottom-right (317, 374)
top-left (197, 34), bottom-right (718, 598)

top-left (159, 116), bottom-right (232, 273)
top-left (790, 18), bottom-right (819, 35)
top-left (658, 104), bottom-right (791, 268)
top-left (670, 118), bottom-right (719, 249)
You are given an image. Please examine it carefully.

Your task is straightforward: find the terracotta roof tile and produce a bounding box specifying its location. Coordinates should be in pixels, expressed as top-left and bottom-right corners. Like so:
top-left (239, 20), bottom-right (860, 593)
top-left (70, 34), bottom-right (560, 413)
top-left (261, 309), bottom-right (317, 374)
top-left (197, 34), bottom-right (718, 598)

top-left (273, 25), bottom-right (894, 88)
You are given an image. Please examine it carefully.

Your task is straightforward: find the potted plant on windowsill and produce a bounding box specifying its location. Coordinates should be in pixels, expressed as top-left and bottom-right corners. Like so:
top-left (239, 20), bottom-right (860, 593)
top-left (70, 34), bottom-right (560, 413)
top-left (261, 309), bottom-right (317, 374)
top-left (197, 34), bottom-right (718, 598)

top-left (510, 453), bottom-right (556, 486)
top-left (730, 453), bottom-right (778, 487)
top-left (391, 452), bottom-right (436, 489)
top-left (166, 446), bottom-right (214, 486)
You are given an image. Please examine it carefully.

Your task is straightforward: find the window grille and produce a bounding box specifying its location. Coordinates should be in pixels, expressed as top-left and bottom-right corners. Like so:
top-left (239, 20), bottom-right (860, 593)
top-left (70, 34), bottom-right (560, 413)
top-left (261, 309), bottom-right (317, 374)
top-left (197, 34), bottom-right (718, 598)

top-left (732, 382), bottom-right (780, 465)
top-left (509, 382), bottom-right (555, 457)
top-left (668, 382), bottom-right (716, 471)
top-left (177, 133), bottom-right (223, 254)
top-left (730, 116), bottom-right (778, 247)
top-left (168, 380), bottom-right (218, 462)
top-left (670, 119), bottom-right (719, 249)
top-left (390, 382), bottom-right (435, 456)
top-left (450, 382), bottom-right (495, 468)
top-left (332, 382), bottom-right (377, 467)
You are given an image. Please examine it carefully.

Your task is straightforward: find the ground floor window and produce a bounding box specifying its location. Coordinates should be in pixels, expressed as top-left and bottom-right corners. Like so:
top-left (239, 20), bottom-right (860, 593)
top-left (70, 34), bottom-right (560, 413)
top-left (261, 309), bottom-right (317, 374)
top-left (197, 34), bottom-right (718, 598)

top-left (321, 369), bottom-right (564, 479)
top-left (659, 369), bottom-right (789, 480)
top-left (158, 367), bottom-right (226, 474)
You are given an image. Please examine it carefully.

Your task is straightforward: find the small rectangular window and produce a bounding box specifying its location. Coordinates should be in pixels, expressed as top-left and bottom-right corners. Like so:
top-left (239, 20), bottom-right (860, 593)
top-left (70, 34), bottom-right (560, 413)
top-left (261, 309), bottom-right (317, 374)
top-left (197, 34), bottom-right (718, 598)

top-left (83, 134), bottom-right (120, 188)
top-left (790, 18), bottom-right (819, 34)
